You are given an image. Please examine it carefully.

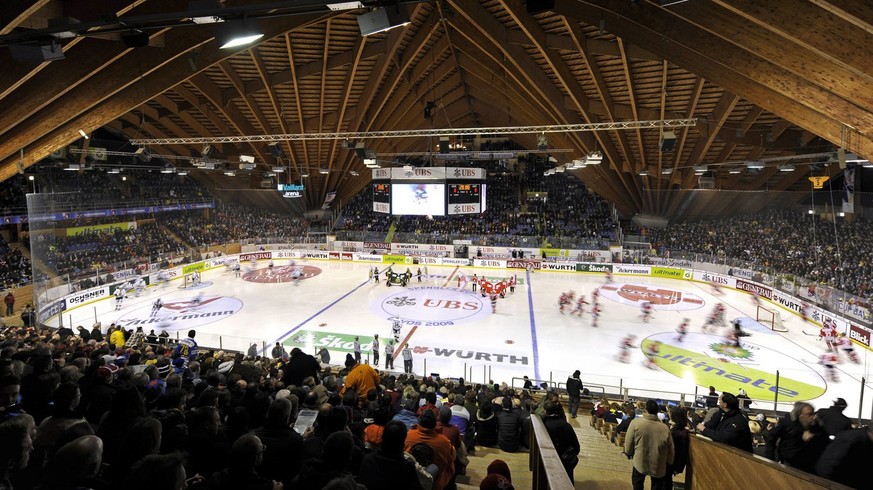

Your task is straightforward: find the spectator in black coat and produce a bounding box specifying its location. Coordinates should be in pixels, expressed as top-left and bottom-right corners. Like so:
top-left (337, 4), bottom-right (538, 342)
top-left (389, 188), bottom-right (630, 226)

top-left (205, 433), bottom-right (278, 490)
top-left (496, 397), bottom-right (522, 452)
top-left (251, 398), bottom-right (303, 487)
top-left (666, 406), bottom-right (690, 479)
top-left (763, 402), bottom-right (830, 474)
top-left (358, 420), bottom-right (421, 490)
top-left (282, 348), bottom-right (320, 388)
top-left (696, 392), bottom-right (752, 453)
top-left (565, 370), bottom-right (584, 418)
top-left (816, 398), bottom-right (853, 437)
top-left (475, 402), bottom-right (499, 448)
top-left (815, 425), bottom-right (873, 489)
top-left (543, 400), bottom-right (580, 482)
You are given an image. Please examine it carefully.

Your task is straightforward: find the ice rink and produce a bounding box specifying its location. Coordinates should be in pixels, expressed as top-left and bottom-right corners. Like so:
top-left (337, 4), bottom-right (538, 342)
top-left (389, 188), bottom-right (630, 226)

top-left (53, 258), bottom-right (873, 417)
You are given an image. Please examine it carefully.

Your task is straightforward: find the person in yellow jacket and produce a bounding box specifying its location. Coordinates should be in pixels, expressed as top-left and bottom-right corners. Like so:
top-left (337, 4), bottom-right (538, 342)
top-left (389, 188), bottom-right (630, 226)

top-left (340, 356), bottom-right (380, 402)
top-left (109, 324), bottom-right (126, 350)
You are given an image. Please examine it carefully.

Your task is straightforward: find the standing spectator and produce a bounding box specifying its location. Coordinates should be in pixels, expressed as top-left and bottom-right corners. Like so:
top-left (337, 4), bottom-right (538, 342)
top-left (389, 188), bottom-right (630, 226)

top-left (704, 386), bottom-right (719, 409)
top-left (624, 399), bottom-right (674, 490)
top-left (340, 357), bottom-right (380, 402)
top-left (251, 398), bottom-right (303, 487)
top-left (763, 402), bottom-right (830, 474)
top-left (247, 343), bottom-right (258, 359)
top-left (815, 425), bottom-right (873, 488)
top-left (316, 346), bottom-right (330, 365)
top-left (3, 291), bottom-right (14, 316)
top-left (696, 392), bottom-right (752, 452)
top-left (282, 348), bottom-right (320, 388)
top-left (90, 323), bottom-right (104, 343)
top-left (565, 370), bottom-right (583, 418)
top-left (20, 304), bottom-right (34, 328)
top-left (270, 342), bottom-right (286, 360)
top-left (496, 397), bottom-right (523, 452)
top-left (816, 398), bottom-right (852, 437)
top-left (404, 410), bottom-right (455, 490)
top-left (543, 400), bottom-right (580, 482)
top-left (372, 334), bottom-right (380, 367)
top-left (358, 420), bottom-right (421, 489)
top-left (666, 406), bottom-right (690, 482)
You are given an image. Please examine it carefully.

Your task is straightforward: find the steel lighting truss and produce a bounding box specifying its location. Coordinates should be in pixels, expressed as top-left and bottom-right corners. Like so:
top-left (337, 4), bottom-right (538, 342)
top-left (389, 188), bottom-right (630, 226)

top-left (130, 119), bottom-right (698, 146)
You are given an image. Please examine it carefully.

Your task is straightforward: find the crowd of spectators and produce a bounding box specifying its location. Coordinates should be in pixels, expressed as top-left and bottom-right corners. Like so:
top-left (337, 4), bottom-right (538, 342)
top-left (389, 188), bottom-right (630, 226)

top-left (0, 323), bottom-right (577, 489)
top-left (0, 236), bottom-right (31, 289)
top-left (161, 207), bottom-right (309, 248)
top-left (646, 208), bottom-right (873, 297)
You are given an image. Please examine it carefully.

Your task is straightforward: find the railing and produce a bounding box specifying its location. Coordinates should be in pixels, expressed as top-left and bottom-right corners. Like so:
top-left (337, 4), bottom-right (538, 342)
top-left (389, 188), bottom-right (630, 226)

top-left (529, 415), bottom-right (574, 490)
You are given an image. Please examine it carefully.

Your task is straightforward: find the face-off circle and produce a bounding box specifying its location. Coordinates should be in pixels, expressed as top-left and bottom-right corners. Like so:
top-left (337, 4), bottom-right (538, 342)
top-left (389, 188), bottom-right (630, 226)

top-left (242, 265), bottom-right (322, 283)
top-left (371, 286), bottom-right (490, 326)
top-left (599, 283), bottom-right (704, 311)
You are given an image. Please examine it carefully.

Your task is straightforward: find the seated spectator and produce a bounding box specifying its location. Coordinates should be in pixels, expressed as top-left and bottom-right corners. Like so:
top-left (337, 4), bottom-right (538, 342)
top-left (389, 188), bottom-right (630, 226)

top-left (206, 433), bottom-right (280, 490)
top-left (293, 430), bottom-right (362, 490)
top-left (404, 410), bottom-right (456, 490)
top-left (475, 402), bottom-right (499, 448)
top-left (696, 392), bottom-right (752, 452)
top-left (358, 420), bottom-right (421, 489)
top-left (479, 459), bottom-right (514, 490)
top-left (496, 396), bottom-right (523, 453)
top-left (36, 435), bottom-right (104, 490)
top-left (123, 453), bottom-right (190, 490)
top-left (252, 398), bottom-right (303, 487)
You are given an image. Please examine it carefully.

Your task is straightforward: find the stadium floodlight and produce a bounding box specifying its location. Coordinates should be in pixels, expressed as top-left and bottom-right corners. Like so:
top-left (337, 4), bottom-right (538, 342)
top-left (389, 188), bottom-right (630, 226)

top-left (177, 170), bottom-right (189, 176)
top-left (729, 169), bottom-right (742, 174)
top-left (746, 160), bottom-right (765, 169)
top-left (693, 165), bottom-right (707, 174)
top-left (64, 164), bottom-right (80, 171)
top-left (160, 167), bottom-right (175, 174)
top-left (216, 19), bottom-right (263, 49)
top-left (364, 158), bottom-right (377, 166)
top-left (585, 150), bottom-right (603, 164)
top-left (239, 154), bottom-right (256, 163)
top-left (555, 165), bottom-right (565, 173)
top-left (778, 164), bottom-right (796, 172)
top-left (272, 166), bottom-right (285, 173)
top-left (319, 167), bottom-right (329, 174)
top-left (224, 170), bottom-right (236, 176)
top-left (639, 170), bottom-right (650, 176)
top-left (350, 170), bottom-right (359, 176)
top-left (661, 168), bottom-right (673, 175)
top-left (327, 1), bottom-right (364, 10)
top-left (301, 172), bottom-right (309, 178)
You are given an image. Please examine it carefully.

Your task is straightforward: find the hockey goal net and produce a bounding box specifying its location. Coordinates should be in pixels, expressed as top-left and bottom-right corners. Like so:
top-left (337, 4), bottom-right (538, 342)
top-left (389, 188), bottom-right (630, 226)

top-left (179, 273), bottom-right (199, 289)
top-left (756, 305), bottom-right (788, 332)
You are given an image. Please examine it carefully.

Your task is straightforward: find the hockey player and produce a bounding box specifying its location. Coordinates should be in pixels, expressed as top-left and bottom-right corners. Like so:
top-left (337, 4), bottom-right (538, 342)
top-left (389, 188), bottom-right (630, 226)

top-left (471, 274), bottom-right (478, 292)
top-left (151, 298), bottom-right (163, 317)
top-left (725, 327), bottom-right (740, 348)
top-left (559, 291), bottom-right (575, 314)
top-left (820, 322), bottom-right (838, 352)
top-left (291, 267), bottom-right (302, 286)
top-left (800, 302), bottom-right (813, 324)
top-left (604, 270), bottom-right (613, 284)
top-left (416, 267), bottom-right (422, 283)
top-left (571, 294), bottom-right (588, 317)
top-left (703, 303), bottom-right (727, 333)
top-left (676, 318), bottom-right (690, 342)
top-left (644, 340), bottom-right (661, 369)
top-left (750, 293), bottom-right (762, 308)
top-left (617, 334), bottom-right (636, 363)
top-left (369, 266), bottom-right (374, 281)
top-left (591, 303), bottom-right (601, 328)
top-left (836, 333), bottom-right (860, 364)
top-left (819, 351), bottom-right (839, 382)
top-left (191, 271), bottom-right (201, 286)
top-left (592, 288), bottom-right (600, 304)
top-left (489, 293), bottom-right (499, 313)
top-left (709, 280), bottom-right (724, 295)
top-left (114, 287), bottom-right (125, 311)
top-left (391, 316), bottom-right (402, 342)
top-left (191, 292), bottom-right (204, 310)
top-left (509, 275), bottom-right (516, 293)
top-left (233, 261), bottom-right (241, 277)
top-left (133, 277), bottom-right (146, 297)
top-left (373, 267), bottom-right (380, 284)
top-left (640, 301), bottom-right (654, 323)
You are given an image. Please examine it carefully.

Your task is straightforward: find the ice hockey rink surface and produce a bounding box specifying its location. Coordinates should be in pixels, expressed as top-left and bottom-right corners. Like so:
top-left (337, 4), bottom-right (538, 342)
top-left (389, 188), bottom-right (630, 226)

top-left (52, 259), bottom-right (873, 417)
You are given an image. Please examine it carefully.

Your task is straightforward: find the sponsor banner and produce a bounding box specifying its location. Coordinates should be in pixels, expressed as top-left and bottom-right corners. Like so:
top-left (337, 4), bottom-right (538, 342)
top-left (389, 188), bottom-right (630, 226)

top-left (392, 243), bottom-right (424, 252)
top-left (321, 190), bottom-right (337, 210)
top-left (111, 268), bottom-right (137, 280)
top-left (240, 252), bottom-right (272, 261)
top-left (390, 167), bottom-right (446, 180)
top-left (448, 167), bottom-right (486, 179)
top-left (364, 242), bottom-right (391, 251)
top-left (29, 202), bottom-right (215, 223)
top-left (470, 246), bottom-right (539, 258)
top-left (371, 168), bottom-right (391, 180)
top-left (273, 250), bottom-right (299, 259)
top-left (648, 257), bottom-right (694, 268)
top-left (333, 241), bottom-right (363, 251)
top-left (441, 258), bottom-right (470, 266)
top-left (836, 298), bottom-right (872, 323)
top-left (447, 203), bottom-right (480, 215)
top-left (453, 239), bottom-right (472, 245)
top-left (541, 248), bottom-right (572, 258)
top-left (66, 221), bottom-right (136, 237)
top-left (849, 324), bottom-right (871, 348)
top-left (303, 252), bottom-right (329, 260)
top-left (729, 267), bottom-right (768, 283)
top-left (507, 260), bottom-right (540, 269)
top-left (651, 266), bottom-right (690, 280)
top-left (38, 299), bottom-right (66, 323)
top-left (329, 252), bottom-right (340, 260)
top-left (772, 289), bottom-right (804, 314)
top-left (182, 262), bottom-right (206, 274)
top-left (209, 257), bottom-right (232, 268)
top-left (285, 330), bottom-right (378, 353)
top-left (735, 279), bottom-right (772, 299)
top-left (417, 256), bottom-right (441, 264)
top-left (354, 254), bottom-right (383, 262)
top-left (577, 250), bottom-right (612, 262)
top-left (474, 259), bottom-right (507, 268)
top-left (382, 254), bottom-right (411, 264)
top-left (411, 342), bottom-right (529, 366)
top-left (692, 271), bottom-right (737, 289)
top-left (65, 286), bottom-right (110, 308)
top-left (614, 264), bottom-right (651, 275)
top-left (577, 263), bottom-right (613, 273)
top-left (541, 262), bottom-right (577, 272)
top-left (341, 252), bottom-right (353, 261)
top-left (373, 202), bottom-right (390, 214)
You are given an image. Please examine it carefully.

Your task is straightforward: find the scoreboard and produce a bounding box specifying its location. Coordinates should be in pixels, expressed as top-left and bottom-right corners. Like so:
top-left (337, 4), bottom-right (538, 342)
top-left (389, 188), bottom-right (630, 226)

top-left (372, 182), bottom-right (390, 213)
top-left (447, 182), bottom-right (485, 215)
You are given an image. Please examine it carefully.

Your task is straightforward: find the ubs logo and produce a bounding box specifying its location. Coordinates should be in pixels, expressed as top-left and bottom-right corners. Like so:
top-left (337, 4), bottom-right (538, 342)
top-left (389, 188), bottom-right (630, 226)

top-left (372, 287), bottom-right (490, 326)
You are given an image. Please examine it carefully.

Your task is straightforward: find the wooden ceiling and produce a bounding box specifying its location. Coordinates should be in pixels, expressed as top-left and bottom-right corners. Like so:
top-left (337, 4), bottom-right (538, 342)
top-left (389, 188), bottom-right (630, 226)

top-left (1, 0), bottom-right (870, 218)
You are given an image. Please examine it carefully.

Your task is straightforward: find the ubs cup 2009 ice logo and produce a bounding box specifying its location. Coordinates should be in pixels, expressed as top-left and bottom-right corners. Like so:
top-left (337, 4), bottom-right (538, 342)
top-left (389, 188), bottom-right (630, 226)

top-left (372, 287), bottom-right (490, 327)
top-left (599, 283), bottom-right (704, 311)
top-left (116, 295), bottom-right (243, 331)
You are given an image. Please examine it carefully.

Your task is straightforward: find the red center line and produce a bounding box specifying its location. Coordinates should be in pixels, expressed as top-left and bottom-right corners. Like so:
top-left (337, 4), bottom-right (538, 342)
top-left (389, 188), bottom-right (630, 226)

top-left (392, 265), bottom-right (460, 360)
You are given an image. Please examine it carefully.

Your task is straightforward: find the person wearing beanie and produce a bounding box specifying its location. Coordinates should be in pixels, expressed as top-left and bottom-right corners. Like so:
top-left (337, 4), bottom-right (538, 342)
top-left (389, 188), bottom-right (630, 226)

top-left (358, 420), bottom-right (421, 489)
top-left (480, 459), bottom-right (514, 490)
top-left (404, 410), bottom-right (455, 490)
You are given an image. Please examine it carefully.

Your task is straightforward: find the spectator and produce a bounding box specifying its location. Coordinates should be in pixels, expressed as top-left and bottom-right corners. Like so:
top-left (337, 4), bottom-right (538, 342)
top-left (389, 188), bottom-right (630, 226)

top-left (696, 392), bottom-right (753, 452)
top-left (565, 370), bottom-right (583, 418)
top-left (475, 401), bottom-right (499, 448)
top-left (816, 398), bottom-right (852, 437)
top-left (4, 292), bottom-right (14, 317)
top-left (624, 399), bottom-right (674, 490)
top-left (479, 459), bottom-right (514, 490)
top-left (251, 398), bottom-right (303, 487)
top-left (206, 433), bottom-right (281, 490)
top-left (358, 420), bottom-right (421, 489)
top-left (124, 453), bottom-right (190, 490)
top-left (543, 400), bottom-right (580, 482)
top-left (340, 356), bottom-right (380, 403)
top-left (36, 435), bottom-right (104, 490)
top-left (763, 402), bottom-right (830, 473)
top-left (666, 406), bottom-right (690, 481)
top-left (282, 348), bottom-right (320, 388)
top-left (404, 410), bottom-right (455, 490)
top-left (0, 414), bottom-right (35, 486)
top-left (815, 425), bottom-right (873, 488)
top-left (496, 396), bottom-right (523, 452)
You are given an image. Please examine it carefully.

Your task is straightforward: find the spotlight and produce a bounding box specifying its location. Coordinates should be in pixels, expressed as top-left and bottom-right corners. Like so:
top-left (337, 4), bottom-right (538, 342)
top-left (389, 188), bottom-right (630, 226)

top-left (357, 7), bottom-right (410, 36)
top-left (78, 129), bottom-right (89, 139)
top-left (585, 151), bottom-right (602, 164)
top-left (272, 166), bottom-right (286, 173)
top-left (319, 168), bottom-right (330, 174)
top-left (216, 19), bottom-right (263, 49)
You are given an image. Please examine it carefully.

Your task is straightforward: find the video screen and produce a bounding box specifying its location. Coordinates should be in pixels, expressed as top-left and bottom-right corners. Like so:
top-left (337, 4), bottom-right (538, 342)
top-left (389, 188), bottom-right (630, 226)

top-left (391, 183), bottom-right (445, 216)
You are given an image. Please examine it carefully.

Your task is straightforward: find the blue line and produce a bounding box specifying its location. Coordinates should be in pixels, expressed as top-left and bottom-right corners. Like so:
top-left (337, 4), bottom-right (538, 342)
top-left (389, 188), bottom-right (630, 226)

top-left (526, 269), bottom-right (541, 382)
top-left (275, 279), bottom-right (373, 343)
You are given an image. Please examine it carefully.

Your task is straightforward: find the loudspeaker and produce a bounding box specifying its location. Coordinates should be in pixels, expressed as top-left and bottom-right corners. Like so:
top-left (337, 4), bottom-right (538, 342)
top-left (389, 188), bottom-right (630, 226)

top-left (659, 131), bottom-right (677, 152)
top-left (9, 44), bottom-right (65, 62)
top-left (439, 137), bottom-right (449, 153)
top-left (526, 0), bottom-right (555, 13)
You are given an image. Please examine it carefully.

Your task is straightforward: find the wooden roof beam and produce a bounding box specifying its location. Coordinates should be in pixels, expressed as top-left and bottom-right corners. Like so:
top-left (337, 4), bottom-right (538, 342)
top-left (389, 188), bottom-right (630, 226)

top-left (249, 48), bottom-right (298, 171)
top-left (809, 0), bottom-right (873, 34)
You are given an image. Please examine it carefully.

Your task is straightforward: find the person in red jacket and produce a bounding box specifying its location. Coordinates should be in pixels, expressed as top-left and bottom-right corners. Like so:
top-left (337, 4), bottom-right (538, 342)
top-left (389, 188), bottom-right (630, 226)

top-left (404, 410), bottom-right (455, 490)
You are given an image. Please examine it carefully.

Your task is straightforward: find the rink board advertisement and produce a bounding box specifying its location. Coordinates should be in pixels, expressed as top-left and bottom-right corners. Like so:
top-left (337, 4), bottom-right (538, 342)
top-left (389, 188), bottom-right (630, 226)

top-left (650, 267), bottom-right (691, 280)
top-left (614, 264), bottom-right (651, 276)
top-left (473, 259), bottom-right (507, 268)
top-left (576, 263), bottom-right (613, 273)
top-left (692, 271), bottom-right (737, 289)
top-left (240, 252), bottom-right (272, 261)
top-left (65, 286), bottom-right (111, 308)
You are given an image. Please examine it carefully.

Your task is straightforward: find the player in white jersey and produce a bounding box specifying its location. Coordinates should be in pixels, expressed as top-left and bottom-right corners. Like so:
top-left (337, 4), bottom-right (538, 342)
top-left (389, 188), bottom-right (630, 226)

top-left (617, 334), bottom-right (636, 363)
top-left (800, 302), bottom-right (813, 324)
top-left (151, 298), bottom-right (163, 317)
top-left (233, 261), bottom-right (241, 277)
top-left (591, 304), bottom-right (601, 328)
top-left (291, 267), bottom-right (302, 286)
top-left (114, 288), bottom-right (126, 310)
top-left (640, 301), bottom-right (654, 323)
top-left (391, 316), bottom-right (402, 342)
top-left (192, 271), bottom-right (201, 286)
top-left (836, 334), bottom-right (860, 363)
top-left (675, 318), bottom-right (690, 342)
top-left (157, 271), bottom-right (170, 289)
top-left (191, 292), bottom-right (204, 310)
top-left (133, 277), bottom-right (146, 297)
